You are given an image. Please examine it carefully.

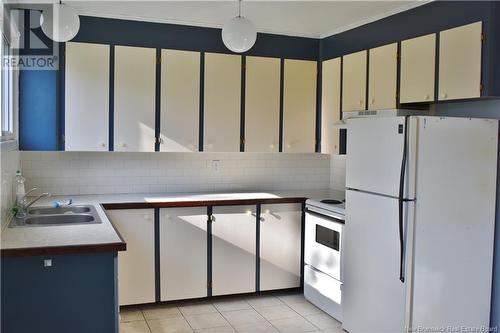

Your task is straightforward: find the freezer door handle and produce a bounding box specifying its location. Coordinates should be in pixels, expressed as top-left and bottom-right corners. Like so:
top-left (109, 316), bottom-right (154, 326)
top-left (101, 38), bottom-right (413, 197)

top-left (398, 116), bottom-right (409, 283)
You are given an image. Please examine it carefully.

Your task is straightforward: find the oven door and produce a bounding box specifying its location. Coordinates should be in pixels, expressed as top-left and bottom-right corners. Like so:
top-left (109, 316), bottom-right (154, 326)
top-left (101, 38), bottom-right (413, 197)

top-left (304, 207), bottom-right (344, 281)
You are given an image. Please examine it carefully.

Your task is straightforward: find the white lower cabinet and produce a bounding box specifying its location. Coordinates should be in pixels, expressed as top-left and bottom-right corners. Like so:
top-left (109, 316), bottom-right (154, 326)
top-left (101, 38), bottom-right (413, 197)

top-left (160, 207), bottom-right (208, 301)
top-left (212, 205), bottom-right (256, 296)
top-left (260, 204), bottom-right (302, 291)
top-left (107, 209), bottom-right (155, 306)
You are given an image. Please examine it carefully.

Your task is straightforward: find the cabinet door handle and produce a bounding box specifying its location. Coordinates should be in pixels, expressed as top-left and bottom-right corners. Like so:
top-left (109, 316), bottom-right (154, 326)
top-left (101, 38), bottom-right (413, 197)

top-left (441, 93), bottom-right (448, 99)
top-left (144, 215), bottom-right (151, 221)
top-left (99, 142), bottom-right (107, 148)
top-left (424, 94), bottom-right (430, 101)
top-left (371, 98), bottom-right (375, 105)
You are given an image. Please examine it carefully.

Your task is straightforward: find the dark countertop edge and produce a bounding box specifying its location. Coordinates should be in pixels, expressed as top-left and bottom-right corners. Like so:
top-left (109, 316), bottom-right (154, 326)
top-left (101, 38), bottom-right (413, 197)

top-left (101, 196), bottom-right (307, 210)
top-left (0, 242), bottom-right (126, 257)
top-left (1, 196), bottom-right (307, 258)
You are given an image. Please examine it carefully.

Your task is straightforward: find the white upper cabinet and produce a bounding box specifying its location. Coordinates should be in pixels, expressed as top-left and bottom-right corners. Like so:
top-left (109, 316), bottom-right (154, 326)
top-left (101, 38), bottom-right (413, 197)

top-left (438, 21), bottom-right (482, 101)
top-left (368, 43), bottom-right (397, 110)
top-left (65, 42), bottom-right (109, 151)
top-left (160, 207), bottom-right (207, 301)
top-left (283, 59), bottom-right (317, 153)
top-left (204, 53), bottom-right (241, 152)
top-left (321, 58), bottom-right (341, 154)
top-left (342, 50), bottom-right (367, 112)
top-left (400, 33), bottom-right (436, 103)
top-left (245, 56), bottom-right (280, 152)
top-left (114, 46), bottom-right (156, 152)
top-left (107, 209), bottom-right (155, 306)
top-left (160, 49), bottom-right (200, 152)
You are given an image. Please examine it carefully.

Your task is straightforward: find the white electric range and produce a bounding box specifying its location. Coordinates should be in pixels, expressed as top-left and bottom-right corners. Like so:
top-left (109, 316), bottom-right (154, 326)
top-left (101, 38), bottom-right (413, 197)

top-left (304, 198), bottom-right (345, 322)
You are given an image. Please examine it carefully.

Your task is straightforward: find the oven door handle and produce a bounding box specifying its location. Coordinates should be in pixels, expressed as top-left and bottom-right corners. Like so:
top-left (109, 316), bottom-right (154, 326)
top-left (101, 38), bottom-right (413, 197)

top-left (305, 208), bottom-right (345, 224)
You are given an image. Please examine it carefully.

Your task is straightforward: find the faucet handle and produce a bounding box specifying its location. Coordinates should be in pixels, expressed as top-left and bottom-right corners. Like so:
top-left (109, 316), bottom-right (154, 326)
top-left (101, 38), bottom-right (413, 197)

top-left (24, 188), bottom-right (38, 197)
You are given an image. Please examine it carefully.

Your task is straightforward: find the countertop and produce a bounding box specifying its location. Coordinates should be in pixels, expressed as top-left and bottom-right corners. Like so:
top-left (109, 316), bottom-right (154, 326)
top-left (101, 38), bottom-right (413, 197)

top-left (0, 189), bottom-right (344, 257)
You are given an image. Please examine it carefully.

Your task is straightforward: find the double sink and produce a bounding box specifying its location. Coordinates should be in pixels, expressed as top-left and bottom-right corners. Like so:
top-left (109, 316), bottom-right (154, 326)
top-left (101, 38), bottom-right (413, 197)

top-left (10, 205), bottom-right (102, 227)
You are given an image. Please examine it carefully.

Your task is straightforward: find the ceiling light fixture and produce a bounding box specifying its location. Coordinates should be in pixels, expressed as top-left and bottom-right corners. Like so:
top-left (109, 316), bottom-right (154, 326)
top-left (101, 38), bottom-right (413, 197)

top-left (40, 1), bottom-right (80, 42)
top-left (221, 0), bottom-right (257, 53)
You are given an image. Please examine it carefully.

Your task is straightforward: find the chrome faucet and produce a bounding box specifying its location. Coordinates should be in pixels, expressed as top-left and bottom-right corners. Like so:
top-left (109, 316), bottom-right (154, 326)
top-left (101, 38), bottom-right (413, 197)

top-left (16, 188), bottom-right (51, 218)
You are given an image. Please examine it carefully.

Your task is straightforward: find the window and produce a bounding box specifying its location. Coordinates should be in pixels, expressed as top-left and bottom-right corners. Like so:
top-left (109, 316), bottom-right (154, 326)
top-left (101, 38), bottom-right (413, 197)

top-left (1, 33), bottom-right (14, 141)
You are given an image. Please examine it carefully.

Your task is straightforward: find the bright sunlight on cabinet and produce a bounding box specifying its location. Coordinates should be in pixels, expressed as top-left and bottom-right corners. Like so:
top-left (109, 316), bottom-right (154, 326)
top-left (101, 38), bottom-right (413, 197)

top-left (160, 50), bottom-right (200, 152)
top-left (107, 209), bottom-right (155, 306)
top-left (283, 59), bottom-right (317, 153)
top-left (114, 46), bottom-right (156, 152)
top-left (160, 207), bottom-right (208, 301)
top-left (245, 56), bottom-right (281, 152)
top-left (260, 204), bottom-right (302, 291)
top-left (204, 53), bottom-right (241, 152)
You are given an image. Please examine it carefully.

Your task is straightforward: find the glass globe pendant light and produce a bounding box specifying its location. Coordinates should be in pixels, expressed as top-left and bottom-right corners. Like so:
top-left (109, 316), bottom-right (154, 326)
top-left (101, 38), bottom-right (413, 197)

top-left (40, 1), bottom-right (80, 42)
top-left (222, 0), bottom-right (257, 53)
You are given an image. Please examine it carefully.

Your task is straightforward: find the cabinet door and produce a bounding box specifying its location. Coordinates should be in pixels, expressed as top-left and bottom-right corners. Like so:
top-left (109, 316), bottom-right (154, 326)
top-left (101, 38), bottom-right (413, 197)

top-left (260, 204), bottom-right (302, 291)
top-left (368, 43), bottom-right (397, 110)
top-left (204, 53), bottom-right (241, 152)
top-left (160, 49), bottom-right (200, 152)
top-left (107, 209), bottom-right (155, 305)
top-left (114, 46), bottom-right (156, 152)
top-left (400, 34), bottom-right (436, 103)
top-left (321, 58), bottom-right (341, 154)
top-left (438, 22), bottom-right (482, 101)
top-left (283, 59), bottom-right (317, 153)
top-left (245, 56), bottom-right (280, 152)
top-left (160, 207), bottom-right (207, 301)
top-left (212, 205), bottom-right (256, 296)
top-left (342, 50), bottom-right (367, 112)
top-left (65, 42), bottom-right (109, 151)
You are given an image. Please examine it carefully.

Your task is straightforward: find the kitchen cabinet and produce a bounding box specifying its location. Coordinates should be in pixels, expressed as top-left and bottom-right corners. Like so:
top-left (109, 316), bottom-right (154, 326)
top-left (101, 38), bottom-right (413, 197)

top-left (106, 209), bottom-right (155, 305)
top-left (260, 204), bottom-right (302, 291)
top-left (160, 207), bottom-right (208, 301)
top-left (368, 43), bottom-right (397, 110)
top-left (438, 21), bottom-right (482, 101)
top-left (400, 33), bottom-right (436, 103)
top-left (245, 56), bottom-right (280, 152)
top-left (204, 53), bottom-right (241, 152)
top-left (65, 42), bottom-right (109, 151)
top-left (283, 59), bottom-right (317, 153)
top-left (212, 205), bottom-right (256, 296)
top-left (114, 46), bottom-right (156, 152)
top-left (342, 50), bottom-right (367, 112)
top-left (1, 253), bottom-right (118, 333)
top-left (321, 57), bottom-right (341, 154)
top-left (160, 49), bottom-right (200, 152)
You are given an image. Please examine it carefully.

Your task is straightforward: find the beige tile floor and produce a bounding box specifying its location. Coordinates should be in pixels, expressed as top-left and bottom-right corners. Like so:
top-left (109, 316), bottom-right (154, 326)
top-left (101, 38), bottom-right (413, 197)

top-left (120, 292), bottom-right (344, 333)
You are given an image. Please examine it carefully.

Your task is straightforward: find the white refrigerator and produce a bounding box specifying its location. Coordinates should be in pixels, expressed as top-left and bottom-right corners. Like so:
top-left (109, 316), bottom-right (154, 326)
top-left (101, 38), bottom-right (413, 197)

top-left (342, 116), bottom-right (498, 333)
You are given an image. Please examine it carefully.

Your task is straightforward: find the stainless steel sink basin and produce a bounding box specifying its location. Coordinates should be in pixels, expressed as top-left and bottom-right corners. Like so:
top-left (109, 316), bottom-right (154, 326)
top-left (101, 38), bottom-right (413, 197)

top-left (29, 205), bottom-right (92, 215)
top-left (25, 214), bottom-right (96, 226)
top-left (10, 205), bottom-right (102, 227)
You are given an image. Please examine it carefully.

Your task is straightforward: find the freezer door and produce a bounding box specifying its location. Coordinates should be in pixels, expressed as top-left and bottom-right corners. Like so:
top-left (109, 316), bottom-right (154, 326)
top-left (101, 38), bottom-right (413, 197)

top-left (409, 117), bottom-right (498, 330)
top-left (346, 116), bottom-right (417, 198)
top-left (342, 189), bottom-right (406, 333)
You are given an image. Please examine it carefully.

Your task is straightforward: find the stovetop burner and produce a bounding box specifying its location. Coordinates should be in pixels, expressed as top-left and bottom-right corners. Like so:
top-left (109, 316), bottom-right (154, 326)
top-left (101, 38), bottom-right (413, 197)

top-left (320, 199), bottom-right (343, 205)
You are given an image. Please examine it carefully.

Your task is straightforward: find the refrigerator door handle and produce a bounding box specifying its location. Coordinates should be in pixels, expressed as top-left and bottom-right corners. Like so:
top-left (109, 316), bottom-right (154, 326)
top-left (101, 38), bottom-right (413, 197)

top-left (398, 116), bottom-right (410, 283)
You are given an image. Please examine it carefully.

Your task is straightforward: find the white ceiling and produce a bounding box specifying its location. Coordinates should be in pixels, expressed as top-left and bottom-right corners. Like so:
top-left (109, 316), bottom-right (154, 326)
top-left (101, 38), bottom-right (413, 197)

top-left (10, 1), bottom-right (430, 38)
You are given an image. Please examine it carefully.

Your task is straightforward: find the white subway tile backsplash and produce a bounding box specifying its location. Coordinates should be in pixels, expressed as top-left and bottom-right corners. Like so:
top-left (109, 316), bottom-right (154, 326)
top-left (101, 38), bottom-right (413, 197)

top-left (20, 152), bottom-right (332, 195)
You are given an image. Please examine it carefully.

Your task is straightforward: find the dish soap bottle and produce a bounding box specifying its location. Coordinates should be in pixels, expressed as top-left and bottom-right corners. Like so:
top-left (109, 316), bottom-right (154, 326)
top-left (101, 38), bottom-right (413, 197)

top-left (15, 170), bottom-right (27, 210)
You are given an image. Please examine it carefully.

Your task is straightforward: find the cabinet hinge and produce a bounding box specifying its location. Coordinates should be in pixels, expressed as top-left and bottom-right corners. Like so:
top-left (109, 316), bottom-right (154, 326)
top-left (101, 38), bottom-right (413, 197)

top-left (480, 83), bottom-right (484, 94)
top-left (240, 138), bottom-right (245, 145)
top-left (207, 281), bottom-right (212, 288)
top-left (157, 55), bottom-right (161, 65)
top-left (481, 32), bottom-right (485, 42)
top-left (155, 136), bottom-right (162, 145)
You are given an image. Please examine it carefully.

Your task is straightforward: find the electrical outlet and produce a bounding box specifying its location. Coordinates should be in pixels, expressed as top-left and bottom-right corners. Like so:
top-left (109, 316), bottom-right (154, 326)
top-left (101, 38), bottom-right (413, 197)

top-left (210, 160), bottom-right (221, 173)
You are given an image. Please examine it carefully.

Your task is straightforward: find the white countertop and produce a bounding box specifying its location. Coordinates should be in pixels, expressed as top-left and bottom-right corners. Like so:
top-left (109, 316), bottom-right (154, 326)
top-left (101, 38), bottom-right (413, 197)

top-left (1, 189), bottom-right (344, 252)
